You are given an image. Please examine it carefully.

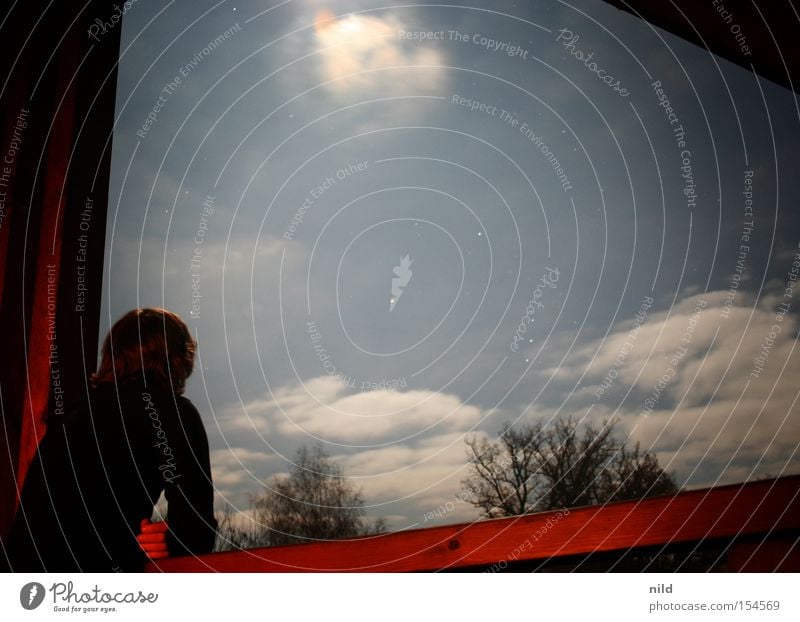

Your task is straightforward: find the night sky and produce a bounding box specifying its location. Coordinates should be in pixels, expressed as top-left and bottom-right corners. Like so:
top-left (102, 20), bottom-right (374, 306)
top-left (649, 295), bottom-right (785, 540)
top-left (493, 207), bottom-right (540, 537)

top-left (102, 0), bottom-right (800, 531)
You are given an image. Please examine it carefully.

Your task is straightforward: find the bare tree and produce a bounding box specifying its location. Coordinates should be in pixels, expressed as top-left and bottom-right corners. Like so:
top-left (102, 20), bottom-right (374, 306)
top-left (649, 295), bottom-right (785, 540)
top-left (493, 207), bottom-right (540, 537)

top-left (463, 416), bottom-right (677, 518)
top-left (215, 444), bottom-right (385, 551)
top-left (214, 503), bottom-right (268, 552)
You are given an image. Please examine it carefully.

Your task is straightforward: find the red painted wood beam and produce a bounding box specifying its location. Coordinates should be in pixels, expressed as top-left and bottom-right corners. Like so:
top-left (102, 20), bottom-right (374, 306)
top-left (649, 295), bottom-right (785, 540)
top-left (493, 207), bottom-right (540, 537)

top-left (147, 475), bottom-right (800, 572)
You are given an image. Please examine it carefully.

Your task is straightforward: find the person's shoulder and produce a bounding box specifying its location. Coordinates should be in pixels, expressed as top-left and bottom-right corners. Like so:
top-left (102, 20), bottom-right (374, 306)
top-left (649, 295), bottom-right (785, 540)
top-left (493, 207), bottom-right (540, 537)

top-left (174, 394), bottom-right (199, 413)
top-left (173, 396), bottom-right (210, 453)
top-left (174, 395), bottom-right (207, 428)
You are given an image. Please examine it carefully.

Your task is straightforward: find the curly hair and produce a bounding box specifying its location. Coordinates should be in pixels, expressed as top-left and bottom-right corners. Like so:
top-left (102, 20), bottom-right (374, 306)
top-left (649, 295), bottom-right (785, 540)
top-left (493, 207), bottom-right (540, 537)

top-left (91, 308), bottom-right (196, 394)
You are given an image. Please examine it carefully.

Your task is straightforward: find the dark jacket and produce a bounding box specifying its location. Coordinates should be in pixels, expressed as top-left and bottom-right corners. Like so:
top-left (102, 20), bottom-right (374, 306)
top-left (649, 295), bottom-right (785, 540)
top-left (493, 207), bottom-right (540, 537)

top-left (5, 382), bottom-right (216, 571)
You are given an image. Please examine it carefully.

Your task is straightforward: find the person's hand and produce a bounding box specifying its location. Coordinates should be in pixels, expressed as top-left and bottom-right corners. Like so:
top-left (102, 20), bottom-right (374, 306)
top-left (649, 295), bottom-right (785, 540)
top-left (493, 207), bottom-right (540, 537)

top-left (137, 518), bottom-right (170, 560)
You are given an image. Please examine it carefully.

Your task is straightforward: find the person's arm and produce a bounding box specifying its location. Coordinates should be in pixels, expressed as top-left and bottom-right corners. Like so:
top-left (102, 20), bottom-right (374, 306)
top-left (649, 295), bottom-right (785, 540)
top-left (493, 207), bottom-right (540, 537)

top-left (162, 398), bottom-right (217, 556)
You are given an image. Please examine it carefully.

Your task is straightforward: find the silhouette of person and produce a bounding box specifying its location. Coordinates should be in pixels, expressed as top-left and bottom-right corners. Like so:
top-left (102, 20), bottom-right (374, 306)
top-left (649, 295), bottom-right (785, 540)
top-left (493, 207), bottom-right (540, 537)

top-left (6, 308), bottom-right (216, 571)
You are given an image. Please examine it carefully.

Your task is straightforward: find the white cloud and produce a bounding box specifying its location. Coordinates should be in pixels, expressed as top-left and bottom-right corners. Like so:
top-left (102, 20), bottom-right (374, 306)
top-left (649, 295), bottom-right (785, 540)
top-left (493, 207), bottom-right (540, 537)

top-left (210, 446), bottom-right (277, 494)
top-left (218, 377), bottom-right (499, 525)
top-left (239, 374), bottom-right (486, 442)
top-left (311, 10), bottom-right (446, 96)
top-left (335, 432), bottom-right (482, 526)
top-left (533, 289), bottom-right (800, 487)
top-left (205, 287), bottom-right (800, 526)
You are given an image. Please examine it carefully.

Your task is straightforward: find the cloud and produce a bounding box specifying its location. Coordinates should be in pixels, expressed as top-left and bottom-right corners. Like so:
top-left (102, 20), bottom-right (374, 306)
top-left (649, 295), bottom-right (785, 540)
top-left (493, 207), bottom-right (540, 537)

top-left (210, 447), bottom-right (278, 494)
top-left (335, 432), bottom-right (484, 526)
top-left (235, 375), bottom-right (486, 443)
top-left (213, 287), bottom-right (800, 523)
top-left (221, 378), bottom-right (499, 526)
top-left (311, 10), bottom-right (446, 96)
top-left (529, 288), bottom-right (800, 487)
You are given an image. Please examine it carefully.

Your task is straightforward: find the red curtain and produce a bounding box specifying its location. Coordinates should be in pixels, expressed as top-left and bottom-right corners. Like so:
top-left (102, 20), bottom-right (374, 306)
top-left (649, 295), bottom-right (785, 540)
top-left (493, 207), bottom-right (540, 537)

top-left (0, 1), bottom-right (120, 543)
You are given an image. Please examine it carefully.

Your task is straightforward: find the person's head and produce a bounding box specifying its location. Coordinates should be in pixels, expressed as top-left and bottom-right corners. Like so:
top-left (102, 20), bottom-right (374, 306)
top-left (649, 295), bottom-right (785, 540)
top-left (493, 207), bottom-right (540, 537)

top-left (92, 308), bottom-right (196, 394)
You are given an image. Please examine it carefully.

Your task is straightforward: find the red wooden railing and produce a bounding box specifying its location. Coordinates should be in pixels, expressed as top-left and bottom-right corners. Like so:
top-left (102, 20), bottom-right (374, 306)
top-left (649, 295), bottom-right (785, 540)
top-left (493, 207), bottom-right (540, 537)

top-left (146, 474), bottom-right (800, 572)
